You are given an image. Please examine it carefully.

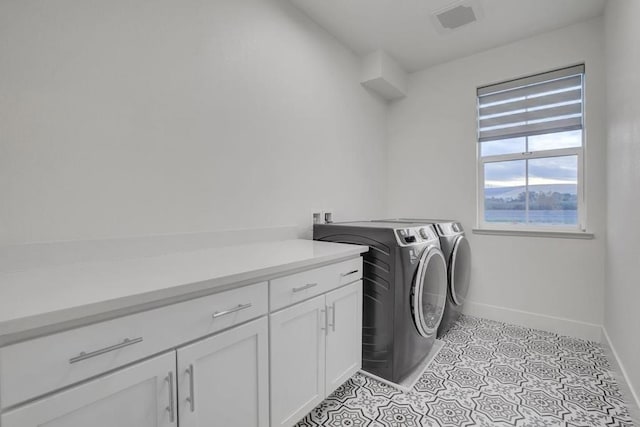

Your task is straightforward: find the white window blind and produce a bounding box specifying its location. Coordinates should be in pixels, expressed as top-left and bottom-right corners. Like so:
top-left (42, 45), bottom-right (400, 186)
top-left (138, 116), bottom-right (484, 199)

top-left (477, 65), bottom-right (584, 142)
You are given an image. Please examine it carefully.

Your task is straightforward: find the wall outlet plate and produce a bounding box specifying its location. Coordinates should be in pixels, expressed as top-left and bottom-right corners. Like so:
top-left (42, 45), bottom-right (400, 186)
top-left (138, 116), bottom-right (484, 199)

top-left (312, 211), bottom-right (324, 224)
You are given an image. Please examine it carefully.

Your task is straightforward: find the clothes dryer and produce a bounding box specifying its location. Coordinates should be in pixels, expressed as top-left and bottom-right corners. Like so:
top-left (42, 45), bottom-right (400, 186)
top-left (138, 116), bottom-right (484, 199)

top-left (313, 221), bottom-right (447, 383)
top-left (379, 219), bottom-right (471, 337)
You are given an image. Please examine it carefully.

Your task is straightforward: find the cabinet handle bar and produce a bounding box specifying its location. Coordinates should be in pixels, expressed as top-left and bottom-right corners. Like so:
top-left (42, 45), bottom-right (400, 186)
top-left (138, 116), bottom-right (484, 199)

top-left (212, 303), bottom-right (252, 319)
top-left (331, 302), bottom-right (336, 332)
top-left (166, 372), bottom-right (175, 423)
top-left (321, 308), bottom-right (328, 335)
top-left (69, 337), bottom-right (143, 364)
top-left (292, 283), bottom-right (318, 293)
top-left (186, 364), bottom-right (196, 412)
top-left (341, 270), bottom-right (359, 277)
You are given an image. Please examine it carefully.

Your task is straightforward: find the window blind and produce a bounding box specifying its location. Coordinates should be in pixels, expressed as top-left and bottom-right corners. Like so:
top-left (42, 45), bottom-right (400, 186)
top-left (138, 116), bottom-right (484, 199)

top-left (477, 64), bottom-right (584, 142)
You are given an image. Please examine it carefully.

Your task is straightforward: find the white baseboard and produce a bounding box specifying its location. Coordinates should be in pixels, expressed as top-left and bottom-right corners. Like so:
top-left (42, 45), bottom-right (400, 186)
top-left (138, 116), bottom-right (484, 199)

top-left (601, 327), bottom-right (640, 425)
top-left (462, 300), bottom-right (603, 342)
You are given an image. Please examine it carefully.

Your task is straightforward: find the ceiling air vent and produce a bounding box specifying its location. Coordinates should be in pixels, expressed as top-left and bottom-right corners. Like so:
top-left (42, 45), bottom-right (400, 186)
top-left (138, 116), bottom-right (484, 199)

top-left (431, 0), bottom-right (483, 34)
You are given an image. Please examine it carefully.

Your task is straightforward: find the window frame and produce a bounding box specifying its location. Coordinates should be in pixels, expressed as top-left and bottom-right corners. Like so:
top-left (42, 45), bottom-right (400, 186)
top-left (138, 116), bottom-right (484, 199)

top-left (476, 68), bottom-right (587, 233)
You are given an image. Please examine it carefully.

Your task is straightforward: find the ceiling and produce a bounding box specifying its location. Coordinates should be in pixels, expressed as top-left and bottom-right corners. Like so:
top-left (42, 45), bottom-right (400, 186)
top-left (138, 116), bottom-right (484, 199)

top-left (288, 0), bottom-right (606, 72)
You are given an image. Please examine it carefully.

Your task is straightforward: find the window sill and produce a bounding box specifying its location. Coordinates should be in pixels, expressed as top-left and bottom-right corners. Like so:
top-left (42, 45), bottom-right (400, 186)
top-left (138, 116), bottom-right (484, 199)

top-left (472, 228), bottom-right (594, 239)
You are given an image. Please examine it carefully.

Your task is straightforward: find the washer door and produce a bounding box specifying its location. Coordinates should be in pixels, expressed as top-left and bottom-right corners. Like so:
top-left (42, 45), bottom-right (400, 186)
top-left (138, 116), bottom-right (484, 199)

top-left (411, 247), bottom-right (447, 337)
top-left (449, 235), bottom-right (471, 306)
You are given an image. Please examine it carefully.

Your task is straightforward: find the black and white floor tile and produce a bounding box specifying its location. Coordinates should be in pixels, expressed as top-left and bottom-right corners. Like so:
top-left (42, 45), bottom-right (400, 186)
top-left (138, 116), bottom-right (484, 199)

top-left (296, 315), bottom-right (634, 427)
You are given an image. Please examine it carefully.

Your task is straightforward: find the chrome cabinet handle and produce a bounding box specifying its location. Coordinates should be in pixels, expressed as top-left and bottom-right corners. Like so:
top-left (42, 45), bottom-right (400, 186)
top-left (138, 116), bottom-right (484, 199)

top-left (292, 283), bottom-right (318, 293)
top-left (166, 372), bottom-right (175, 423)
top-left (320, 308), bottom-right (328, 335)
top-left (341, 269), bottom-right (359, 277)
top-left (212, 303), bottom-right (252, 319)
top-left (69, 337), bottom-right (143, 364)
top-left (186, 364), bottom-right (196, 412)
top-left (330, 302), bottom-right (336, 332)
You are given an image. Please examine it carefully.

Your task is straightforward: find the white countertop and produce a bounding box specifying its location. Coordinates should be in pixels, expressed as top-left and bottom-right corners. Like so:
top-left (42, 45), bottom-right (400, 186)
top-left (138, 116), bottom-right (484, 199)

top-left (0, 239), bottom-right (367, 345)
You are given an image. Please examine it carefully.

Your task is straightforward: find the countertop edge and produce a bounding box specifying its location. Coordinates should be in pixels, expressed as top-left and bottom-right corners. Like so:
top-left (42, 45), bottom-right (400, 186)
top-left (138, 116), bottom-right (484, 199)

top-left (0, 243), bottom-right (368, 346)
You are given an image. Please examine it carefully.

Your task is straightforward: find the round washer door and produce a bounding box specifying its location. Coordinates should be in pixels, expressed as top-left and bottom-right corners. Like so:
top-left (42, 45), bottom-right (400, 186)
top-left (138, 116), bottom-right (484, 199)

top-left (449, 235), bottom-right (471, 306)
top-left (411, 247), bottom-right (447, 337)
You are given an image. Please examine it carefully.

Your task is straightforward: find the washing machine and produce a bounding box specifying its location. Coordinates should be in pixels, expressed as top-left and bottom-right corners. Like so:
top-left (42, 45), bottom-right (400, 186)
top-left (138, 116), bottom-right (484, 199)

top-left (313, 221), bottom-right (447, 383)
top-left (379, 219), bottom-right (471, 337)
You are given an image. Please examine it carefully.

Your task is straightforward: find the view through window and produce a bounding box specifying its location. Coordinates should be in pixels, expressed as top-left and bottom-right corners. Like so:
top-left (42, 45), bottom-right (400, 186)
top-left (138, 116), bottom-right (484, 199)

top-left (477, 65), bottom-right (584, 229)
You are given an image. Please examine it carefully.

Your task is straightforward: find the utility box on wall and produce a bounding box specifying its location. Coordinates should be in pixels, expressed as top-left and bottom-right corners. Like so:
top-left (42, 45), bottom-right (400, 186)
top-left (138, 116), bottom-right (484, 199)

top-left (360, 50), bottom-right (407, 101)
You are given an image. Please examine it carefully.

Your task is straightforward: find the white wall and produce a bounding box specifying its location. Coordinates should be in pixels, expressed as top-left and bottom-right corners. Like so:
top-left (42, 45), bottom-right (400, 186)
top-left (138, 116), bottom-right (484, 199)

top-left (0, 0), bottom-right (387, 245)
top-left (604, 0), bottom-right (640, 415)
top-left (387, 19), bottom-right (606, 340)
top-left (0, 1), bottom-right (613, 342)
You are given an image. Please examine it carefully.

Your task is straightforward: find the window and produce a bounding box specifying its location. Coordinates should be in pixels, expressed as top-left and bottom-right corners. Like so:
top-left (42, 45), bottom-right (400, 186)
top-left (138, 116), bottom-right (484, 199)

top-left (476, 65), bottom-right (585, 231)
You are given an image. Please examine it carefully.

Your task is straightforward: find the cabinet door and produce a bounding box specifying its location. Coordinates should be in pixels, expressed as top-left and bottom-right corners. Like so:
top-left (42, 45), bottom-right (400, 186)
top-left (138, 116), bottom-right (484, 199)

top-left (325, 281), bottom-right (363, 395)
top-left (270, 295), bottom-right (326, 427)
top-left (176, 317), bottom-right (269, 427)
top-left (1, 352), bottom-right (177, 427)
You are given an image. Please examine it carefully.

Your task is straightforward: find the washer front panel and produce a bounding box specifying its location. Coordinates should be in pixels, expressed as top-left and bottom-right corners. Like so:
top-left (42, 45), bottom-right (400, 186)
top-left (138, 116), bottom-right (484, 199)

top-left (449, 235), bottom-right (471, 306)
top-left (412, 247), bottom-right (447, 337)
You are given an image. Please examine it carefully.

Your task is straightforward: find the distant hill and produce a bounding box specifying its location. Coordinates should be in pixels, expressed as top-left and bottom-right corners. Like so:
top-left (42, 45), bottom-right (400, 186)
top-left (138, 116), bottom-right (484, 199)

top-left (485, 184), bottom-right (576, 199)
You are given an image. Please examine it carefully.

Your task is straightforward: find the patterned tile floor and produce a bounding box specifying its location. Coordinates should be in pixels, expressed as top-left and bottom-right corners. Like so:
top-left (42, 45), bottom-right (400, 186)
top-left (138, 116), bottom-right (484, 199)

top-left (297, 315), bottom-right (634, 427)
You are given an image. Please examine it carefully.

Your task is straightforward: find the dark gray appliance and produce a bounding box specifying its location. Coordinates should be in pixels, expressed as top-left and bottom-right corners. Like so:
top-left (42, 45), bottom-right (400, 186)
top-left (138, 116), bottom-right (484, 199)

top-left (313, 221), bottom-right (447, 383)
top-left (379, 219), bottom-right (471, 337)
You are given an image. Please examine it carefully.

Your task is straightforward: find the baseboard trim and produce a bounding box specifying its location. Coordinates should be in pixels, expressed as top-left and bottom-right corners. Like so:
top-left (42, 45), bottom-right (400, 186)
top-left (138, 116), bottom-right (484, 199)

top-left (601, 327), bottom-right (640, 424)
top-left (462, 300), bottom-right (602, 342)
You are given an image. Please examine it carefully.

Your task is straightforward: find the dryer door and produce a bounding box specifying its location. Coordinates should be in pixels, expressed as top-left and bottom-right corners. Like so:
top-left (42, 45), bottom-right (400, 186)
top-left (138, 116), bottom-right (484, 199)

top-left (411, 247), bottom-right (447, 338)
top-left (449, 235), bottom-right (471, 306)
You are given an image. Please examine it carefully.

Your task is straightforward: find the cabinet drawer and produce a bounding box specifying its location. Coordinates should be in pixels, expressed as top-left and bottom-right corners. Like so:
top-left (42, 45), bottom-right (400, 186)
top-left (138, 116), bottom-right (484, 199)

top-left (0, 282), bottom-right (268, 409)
top-left (1, 351), bottom-right (177, 427)
top-left (270, 258), bottom-right (362, 311)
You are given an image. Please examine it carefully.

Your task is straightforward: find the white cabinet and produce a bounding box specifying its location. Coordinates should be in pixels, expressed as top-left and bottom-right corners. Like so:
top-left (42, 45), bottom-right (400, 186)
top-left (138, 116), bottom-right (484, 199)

top-left (1, 352), bottom-right (177, 427)
top-left (176, 317), bottom-right (269, 427)
top-left (0, 254), bottom-right (364, 427)
top-left (0, 281), bottom-right (268, 409)
top-left (270, 258), bottom-right (362, 311)
top-left (325, 282), bottom-right (363, 395)
top-left (2, 316), bottom-right (270, 427)
top-left (270, 295), bottom-right (327, 427)
top-left (270, 280), bottom-right (362, 427)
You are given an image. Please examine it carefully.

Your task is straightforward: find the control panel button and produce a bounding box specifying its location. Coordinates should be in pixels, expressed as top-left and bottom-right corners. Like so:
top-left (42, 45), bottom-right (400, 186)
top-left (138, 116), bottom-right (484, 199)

top-left (419, 228), bottom-right (430, 240)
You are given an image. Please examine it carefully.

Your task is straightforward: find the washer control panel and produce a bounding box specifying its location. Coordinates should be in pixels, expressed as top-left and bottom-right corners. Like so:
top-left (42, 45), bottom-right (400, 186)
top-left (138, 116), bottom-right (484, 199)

top-left (436, 222), bottom-right (464, 236)
top-left (395, 226), bottom-right (438, 246)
